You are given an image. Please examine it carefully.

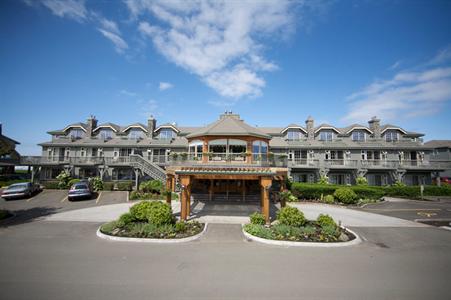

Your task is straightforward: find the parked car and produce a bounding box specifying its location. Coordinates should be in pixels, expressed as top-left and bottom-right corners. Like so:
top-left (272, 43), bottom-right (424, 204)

top-left (68, 182), bottom-right (93, 201)
top-left (1, 182), bottom-right (41, 200)
top-left (432, 177), bottom-right (451, 185)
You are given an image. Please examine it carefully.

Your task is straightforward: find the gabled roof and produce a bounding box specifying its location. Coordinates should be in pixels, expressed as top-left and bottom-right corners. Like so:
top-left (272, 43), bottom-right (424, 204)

top-left (62, 122), bottom-right (88, 132)
top-left (122, 123), bottom-right (148, 133)
top-left (340, 124), bottom-right (373, 135)
top-left (424, 140), bottom-right (451, 148)
top-left (280, 124), bottom-right (307, 134)
top-left (380, 124), bottom-right (407, 134)
top-left (314, 124), bottom-right (341, 134)
top-left (186, 114), bottom-right (271, 139)
top-left (155, 123), bottom-right (180, 133)
top-left (93, 123), bottom-right (121, 132)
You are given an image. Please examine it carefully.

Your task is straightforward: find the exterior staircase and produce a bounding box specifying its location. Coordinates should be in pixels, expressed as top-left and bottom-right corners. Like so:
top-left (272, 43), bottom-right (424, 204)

top-left (130, 154), bottom-right (166, 182)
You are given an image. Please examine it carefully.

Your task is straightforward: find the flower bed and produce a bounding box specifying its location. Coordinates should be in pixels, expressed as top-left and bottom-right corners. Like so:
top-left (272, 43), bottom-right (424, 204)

top-left (243, 208), bottom-right (355, 243)
top-left (99, 200), bottom-right (203, 239)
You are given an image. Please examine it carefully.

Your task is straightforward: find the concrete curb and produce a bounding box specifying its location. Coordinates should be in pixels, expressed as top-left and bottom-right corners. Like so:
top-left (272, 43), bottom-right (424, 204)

top-left (242, 225), bottom-right (362, 247)
top-left (96, 223), bottom-right (208, 243)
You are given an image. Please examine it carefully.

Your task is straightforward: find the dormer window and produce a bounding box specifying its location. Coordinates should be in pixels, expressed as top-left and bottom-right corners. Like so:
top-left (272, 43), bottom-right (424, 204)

top-left (69, 129), bottom-right (84, 139)
top-left (385, 130), bottom-right (398, 142)
top-left (158, 128), bottom-right (175, 140)
top-left (286, 129), bottom-right (301, 140)
top-left (99, 129), bottom-right (113, 140)
top-left (319, 130), bottom-right (334, 141)
top-left (128, 128), bottom-right (145, 140)
top-left (352, 130), bottom-right (366, 141)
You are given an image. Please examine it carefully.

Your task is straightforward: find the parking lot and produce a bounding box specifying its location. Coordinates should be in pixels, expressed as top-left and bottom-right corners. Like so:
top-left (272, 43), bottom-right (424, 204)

top-left (0, 189), bottom-right (130, 224)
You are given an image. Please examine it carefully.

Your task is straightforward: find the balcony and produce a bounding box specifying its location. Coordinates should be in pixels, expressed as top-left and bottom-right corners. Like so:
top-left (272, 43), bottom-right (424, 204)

top-left (167, 153), bottom-right (287, 168)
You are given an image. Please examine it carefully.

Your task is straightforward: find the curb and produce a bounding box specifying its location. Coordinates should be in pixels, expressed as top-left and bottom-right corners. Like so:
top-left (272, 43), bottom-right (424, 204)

top-left (242, 225), bottom-right (362, 247)
top-left (96, 223), bottom-right (208, 243)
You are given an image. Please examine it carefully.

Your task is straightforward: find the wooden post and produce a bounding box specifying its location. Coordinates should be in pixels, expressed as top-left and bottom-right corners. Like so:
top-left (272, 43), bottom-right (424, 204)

top-left (166, 175), bottom-right (172, 205)
top-left (242, 179), bottom-right (245, 202)
top-left (209, 179), bottom-right (214, 201)
top-left (187, 184), bottom-right (191, 216)
top-left (180, 176), bottom-right (191, 221)
top-left (280, 178), bottom-right (286, 208)
top-left (202, 138), bottom-right (209, 163)
top-left (247, 140), bottom-right (253, 164)
top-left (260, 177), bottom-right (272, 224)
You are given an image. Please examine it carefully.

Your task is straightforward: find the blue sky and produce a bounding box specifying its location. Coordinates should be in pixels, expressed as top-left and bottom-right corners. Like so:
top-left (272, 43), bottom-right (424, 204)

top-left (1, 0), bottom-right (451, 155)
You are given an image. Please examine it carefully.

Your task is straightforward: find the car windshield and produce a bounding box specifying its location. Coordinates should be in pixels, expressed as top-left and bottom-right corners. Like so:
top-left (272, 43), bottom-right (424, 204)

top-left (73, 184), bottom-right (88, 190)
top-left (7, 183), bottom-right (28, 189)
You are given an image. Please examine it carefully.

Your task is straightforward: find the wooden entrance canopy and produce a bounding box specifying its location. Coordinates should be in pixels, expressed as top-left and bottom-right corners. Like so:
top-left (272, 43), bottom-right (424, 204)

top-left (165, 166), bottom-right (288, 223)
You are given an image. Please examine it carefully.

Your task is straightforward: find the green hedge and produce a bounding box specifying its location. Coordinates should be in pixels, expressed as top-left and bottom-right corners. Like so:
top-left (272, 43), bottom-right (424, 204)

top-left (292, 183), bottom-right (451, 200)
top-left (116, 181), bottom-right (133, 191)
top-left (0, 179), bottom-right (29, 188)
top-left (103, 182), bottom-right (114, 191)
top-left (41, 181), bottom-right (61, 189)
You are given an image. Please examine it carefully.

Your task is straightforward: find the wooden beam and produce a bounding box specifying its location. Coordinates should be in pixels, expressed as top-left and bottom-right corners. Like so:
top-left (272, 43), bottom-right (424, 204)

top-left (260, 176), bottom-right (272, 224)
top-left (166, 175), bottom-right (172, 205)
top-left (180, 175), bottom-right (191, 221)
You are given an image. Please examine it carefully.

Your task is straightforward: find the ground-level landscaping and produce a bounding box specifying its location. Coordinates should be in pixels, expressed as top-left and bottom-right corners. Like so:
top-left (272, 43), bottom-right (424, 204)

top-left (100, 200), bottom-right (204, 239)
top-left (243, 207), bottom-right (354, 243)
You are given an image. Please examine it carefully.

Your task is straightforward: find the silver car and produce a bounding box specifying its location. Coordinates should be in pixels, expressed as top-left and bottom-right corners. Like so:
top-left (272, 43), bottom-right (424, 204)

top-left (1, 182), bottom-right (41, 200)
top-left (68, 182), bottom-right (93, 201)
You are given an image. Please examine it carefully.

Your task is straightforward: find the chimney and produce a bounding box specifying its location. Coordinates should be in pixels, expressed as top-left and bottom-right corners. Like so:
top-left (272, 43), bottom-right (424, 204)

top-left (368, 116), bottom-right (381, 139)
top-left (147, 115), bottom-right (156, 138)
top-left (86, 115), bottom-right (98, 138)
top-left (305, 116), bottom-right (314, 140)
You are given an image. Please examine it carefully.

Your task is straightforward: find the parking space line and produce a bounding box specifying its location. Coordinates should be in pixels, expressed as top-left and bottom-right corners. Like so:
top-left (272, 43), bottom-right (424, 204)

top-left (61, 196), bottom-right (68, 203)
top-left (26, 190), bottom-right (47, 202)
top-left (96, 192), bottom-right (103, 204)
top-left (364, 208), bottom-right (441, 212)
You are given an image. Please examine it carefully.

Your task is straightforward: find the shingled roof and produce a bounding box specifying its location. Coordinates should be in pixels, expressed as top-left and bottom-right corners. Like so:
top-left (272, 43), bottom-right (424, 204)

top-left (186, 113), bottom-right (271, 139)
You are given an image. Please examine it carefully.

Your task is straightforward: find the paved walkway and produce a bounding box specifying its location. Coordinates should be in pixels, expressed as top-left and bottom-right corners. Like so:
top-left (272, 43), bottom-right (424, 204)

top-left (289, 203), bottom-right (427, 227)
top-left (44, 200), bottom-right (427, 227)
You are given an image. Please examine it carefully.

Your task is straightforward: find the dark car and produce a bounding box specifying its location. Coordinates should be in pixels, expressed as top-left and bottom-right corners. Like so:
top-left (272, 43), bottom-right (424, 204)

top-left (1, 182), bottom-right (41, 200)
top-left (68, 182), bottom-right (93, 201)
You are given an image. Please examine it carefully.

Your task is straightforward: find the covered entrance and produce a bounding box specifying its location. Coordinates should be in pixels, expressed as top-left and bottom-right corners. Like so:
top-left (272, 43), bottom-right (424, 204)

top-left (165, 167), bottom-right (287, 223)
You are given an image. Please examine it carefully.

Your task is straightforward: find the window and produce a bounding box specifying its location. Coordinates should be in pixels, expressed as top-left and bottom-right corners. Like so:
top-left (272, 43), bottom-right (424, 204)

top-left (319, 130), bottom-right (334, 141)
top-left (99, 129), bottom-right (113, 140)
top-left (158, 128), bottom-right (175, 140)
top-left (385, 130), bottom-right (398, 142)
top-left (128, 128), bottom-right (144, 140)
top-left (69, 129), bottom-right (84, 139)
top-left (352, 131), bottom-right (365, 141)
top-left (286, 129), bottom-right (301, 140)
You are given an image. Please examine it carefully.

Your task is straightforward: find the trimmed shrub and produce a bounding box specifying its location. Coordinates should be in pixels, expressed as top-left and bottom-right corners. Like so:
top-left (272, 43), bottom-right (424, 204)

top-left (139, 180), bottom-right (163, 194)
top-left (291, 183), bottom-right (336, 200)
top-left (42, 181), bottom-right (60, 189)
top-left (277, 206), bottom-right (306, 227)
top-left (90, 177), bottom-right (103, 191)
top-left (117, 212), bottom-right (135, 228)
top-left (385, 186), bottom-right (419, 199)
top-left (249, 212), bottom-right (266, 225)
top-left (356, 176), bottom-right (368, 185)
top-left (103, 182), bottom-right (114, 191)
top-left (334, 187), bottom-right (358, 204)
top-left (243, 224), bottom-right (273, 239)
top-left (130, 201), bottom-right (153, 221)
top-left (129, 191), bottom-right (161, 200)
top-left (147, 201), bottom-right (173, 226)
top-left (67, 178), bottom-right (80, 188)
top-left (351, 186), bottom-right (385, 200)
top-left (323, 194), bottom-right (335, 204)
top-left (117, 181), bottom-right (133, 191)
top-left (316, 214), bottom-right (337, 229)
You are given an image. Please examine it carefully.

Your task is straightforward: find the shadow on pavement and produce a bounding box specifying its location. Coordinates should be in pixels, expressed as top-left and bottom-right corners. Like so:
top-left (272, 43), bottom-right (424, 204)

top-left (0, 206), bottom-right (59, 228)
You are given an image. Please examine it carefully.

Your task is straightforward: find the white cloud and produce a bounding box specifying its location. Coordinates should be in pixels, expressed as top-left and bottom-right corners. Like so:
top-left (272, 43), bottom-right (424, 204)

top-left (141, 99), bottom-right (159, 117)
top-left (99, 18), bottom-right (120, 35)
top-left (159, 82), bottom-right (174, 91)
top-left (120, 89), bottom-right (137, 97)
top-left (343, 62), bottom-right (451, 123)
top-left (428, 44), bottom-right (451, 66)
top-left (98, 28), bottom-right (128, 53)
top-left (131, 0), bottom-right (297, 98)
top-left (39, 0), bottom-right (87, 22)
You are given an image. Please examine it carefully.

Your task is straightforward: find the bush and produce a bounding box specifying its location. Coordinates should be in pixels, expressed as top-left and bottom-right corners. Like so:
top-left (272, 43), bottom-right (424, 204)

top-left (356, 176), bottom-right (368, 185)
top-left (175, 221), bottom-right (186, 232)
top-left (103, 182), bottom-right (114, 191)
top-left (243, 224), bottom-right (273, 239)
top-left (41, 181), bottom-right (60, 189)
top-left (323, 194), bottom-right (335, 204)
top-left (56, 170), bottom-right (71, 189)
top-left (249, 212), bottom-right (266, 225)
top-left (316, 214), bottom-right (337, 229)
top-left (100, 221), bottom-right (118, 234)
top-left (317, 175), bottom-right (329, 184)
top-left (271, 224), bottom-right (302, 240)
top-left (90, 177), bottom-right (103, 191)
top-left (277, 206), bottom-right (306, 227)
top-left (280, 190), bottom-right (297, 203)
top-left (147, 201), bottom-right (173, 226)
top-left (351, 186), bottom-right (385, 200)
top-left (130, 201), bottom-right (154, 221)
top-left (334, 187), bottom-right (358, 204)
top-left (67, 178), bottom-right (80, 188)
top-left (129, 191), bottom-right (161, 200)
top-left (321, 224), bottom-right (338, 237)
top-left (117, 212), bottom-right (135, 228)
top-left (139, 180), bottom-right (163, 194)
top-left (292, 183), bottom-right (336, 200)
top-left (117, 181), bottom-right (133, 191)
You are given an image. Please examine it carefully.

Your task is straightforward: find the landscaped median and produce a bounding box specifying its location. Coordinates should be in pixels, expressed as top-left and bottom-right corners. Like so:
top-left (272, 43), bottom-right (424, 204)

top-left (242, 207), bottom-right (360, 247)
top-left (97, 200), bottom-right (206, 243)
